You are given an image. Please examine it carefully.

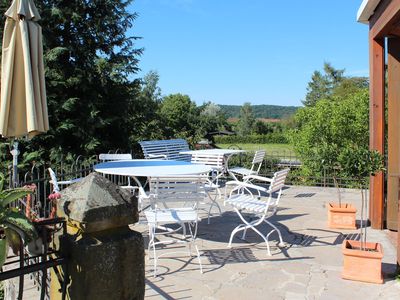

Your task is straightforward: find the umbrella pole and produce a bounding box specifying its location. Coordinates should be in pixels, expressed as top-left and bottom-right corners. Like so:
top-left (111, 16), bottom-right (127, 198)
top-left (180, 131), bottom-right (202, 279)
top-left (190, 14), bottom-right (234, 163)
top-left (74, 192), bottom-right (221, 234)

top-left (10, 140), bottom-right (19, 187)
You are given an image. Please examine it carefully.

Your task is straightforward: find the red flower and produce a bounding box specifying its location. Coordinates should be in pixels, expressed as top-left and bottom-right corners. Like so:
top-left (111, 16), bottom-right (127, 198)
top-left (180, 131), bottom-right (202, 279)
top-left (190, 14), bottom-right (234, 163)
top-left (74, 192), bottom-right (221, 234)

top-left (48, 192), bottom-right (61, 200)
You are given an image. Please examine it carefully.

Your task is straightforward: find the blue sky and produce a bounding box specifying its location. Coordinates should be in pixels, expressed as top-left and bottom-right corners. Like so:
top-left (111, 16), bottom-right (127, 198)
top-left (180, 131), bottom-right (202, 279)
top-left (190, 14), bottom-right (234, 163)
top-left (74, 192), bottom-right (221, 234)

top-left (129, 0), bottom-right (368, 107)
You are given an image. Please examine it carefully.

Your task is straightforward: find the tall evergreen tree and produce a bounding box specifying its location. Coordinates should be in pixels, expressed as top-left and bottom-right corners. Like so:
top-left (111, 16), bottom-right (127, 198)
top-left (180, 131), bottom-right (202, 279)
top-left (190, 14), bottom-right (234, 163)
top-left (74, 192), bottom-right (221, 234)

top-left (302, 62), bottom-right (345, 107)
top-left (0, 0), bottom-right (142, 161)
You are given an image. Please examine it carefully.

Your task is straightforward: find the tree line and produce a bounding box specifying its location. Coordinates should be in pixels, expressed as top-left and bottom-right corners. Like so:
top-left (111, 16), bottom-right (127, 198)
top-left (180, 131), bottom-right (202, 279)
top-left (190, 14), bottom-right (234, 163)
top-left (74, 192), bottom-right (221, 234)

top-left (220, 104), bottom-right (299, 119)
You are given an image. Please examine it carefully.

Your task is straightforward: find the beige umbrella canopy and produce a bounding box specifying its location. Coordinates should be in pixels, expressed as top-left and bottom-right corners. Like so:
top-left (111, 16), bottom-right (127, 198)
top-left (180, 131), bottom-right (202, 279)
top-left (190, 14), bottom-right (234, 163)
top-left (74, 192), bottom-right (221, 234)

top-left (0, 0), bottom-right (48, 139)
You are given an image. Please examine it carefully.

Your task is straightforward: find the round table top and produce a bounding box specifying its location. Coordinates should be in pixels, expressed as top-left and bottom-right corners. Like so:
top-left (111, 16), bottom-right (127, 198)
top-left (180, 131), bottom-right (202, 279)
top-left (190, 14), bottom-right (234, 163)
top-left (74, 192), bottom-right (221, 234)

top-left (94, 159), bottom-right (213, 177)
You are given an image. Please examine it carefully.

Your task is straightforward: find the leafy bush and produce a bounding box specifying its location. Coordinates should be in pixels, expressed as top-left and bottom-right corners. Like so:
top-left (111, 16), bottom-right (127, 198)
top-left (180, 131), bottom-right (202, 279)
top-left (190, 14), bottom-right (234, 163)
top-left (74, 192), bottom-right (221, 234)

top-left (0, 174), bottom-right (38, 268)
top-left (214, 133), bottom-right (288, 144)
top-left (289, 89), bottom-right (370, 180)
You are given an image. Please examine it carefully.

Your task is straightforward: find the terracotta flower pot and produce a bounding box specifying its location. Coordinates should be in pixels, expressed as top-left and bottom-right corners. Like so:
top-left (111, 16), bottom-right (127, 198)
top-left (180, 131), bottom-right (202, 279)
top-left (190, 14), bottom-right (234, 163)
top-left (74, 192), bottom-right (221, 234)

top-left (327, 203), bottom-right (357, 229)
top-left (342, 240), bottom-right (383, 284)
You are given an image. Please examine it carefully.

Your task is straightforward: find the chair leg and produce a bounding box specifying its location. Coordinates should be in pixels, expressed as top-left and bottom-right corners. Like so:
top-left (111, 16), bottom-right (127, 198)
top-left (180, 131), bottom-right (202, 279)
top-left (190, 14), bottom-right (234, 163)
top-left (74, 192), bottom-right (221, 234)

top-left (265, 219), bottom-right (286, 248)
top-left (188, 221), bottom-right (203, 273)
top-left (148, 224), bottom-right (155, 257)
top-left (207, 191), bottom-right (221, 224)
top-left (147, 224), bottom-right (158, 277)
top-left (249, 225), bottom-right (272, 256)
top-left (194, 243), bottom-right (203, 274)
top-left (229, 208), bottom-right (273, 255)
top-left (228, 223), bottom-right (246, 247)
top-left (241, 227), bottom-right (247, 240)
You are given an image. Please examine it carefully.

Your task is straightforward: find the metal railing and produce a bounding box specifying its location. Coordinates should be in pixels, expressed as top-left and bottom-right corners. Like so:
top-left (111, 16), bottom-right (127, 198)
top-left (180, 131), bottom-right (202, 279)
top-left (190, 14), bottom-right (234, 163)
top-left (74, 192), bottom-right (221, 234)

top-left (2, 148), bottom-right (369, 219)
top-left (0, 147), bottom-right (371, 298)
top-left (0, 154), bottom-right (133, 299)
top-left (227, 149), bottom-right (367, 189)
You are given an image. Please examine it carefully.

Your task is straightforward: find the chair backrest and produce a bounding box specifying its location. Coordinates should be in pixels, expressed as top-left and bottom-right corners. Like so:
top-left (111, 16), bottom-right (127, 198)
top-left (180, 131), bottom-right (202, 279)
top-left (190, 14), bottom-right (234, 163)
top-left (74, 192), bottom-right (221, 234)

top-left (190, 153), bottom-right (225, 170)
top-left (48, 168), bottom-right (60, 193)
top-left (99, 153), bottom-right (132, 161)
top-left (148, 176), bottom-right (207, 207)
top-left (267, 168), bottom-right (290, 195)
top-left (139, 139), bottom-right (190, 161)
top-left (251, 150), bottom-right (266, 173)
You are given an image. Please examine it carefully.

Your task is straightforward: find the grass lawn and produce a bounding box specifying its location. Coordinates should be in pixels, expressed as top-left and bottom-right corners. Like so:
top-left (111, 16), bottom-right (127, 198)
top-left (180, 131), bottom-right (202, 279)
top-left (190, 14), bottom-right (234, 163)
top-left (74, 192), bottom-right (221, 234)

top-left (216, 143), bottom-right (296, 156)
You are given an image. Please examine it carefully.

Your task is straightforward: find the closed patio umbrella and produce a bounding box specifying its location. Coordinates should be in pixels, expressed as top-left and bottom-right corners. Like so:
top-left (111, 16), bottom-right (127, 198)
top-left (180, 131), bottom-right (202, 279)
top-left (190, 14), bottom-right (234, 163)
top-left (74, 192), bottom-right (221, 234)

top-left (0, 0), bottom-right (48, 185)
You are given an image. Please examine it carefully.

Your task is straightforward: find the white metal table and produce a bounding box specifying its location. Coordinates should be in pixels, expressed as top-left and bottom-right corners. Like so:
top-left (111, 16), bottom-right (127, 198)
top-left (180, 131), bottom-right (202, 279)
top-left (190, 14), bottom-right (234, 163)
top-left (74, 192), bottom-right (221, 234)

top-left (94, 159), bottom-right (217, 223)
top-left (94, 159), bottom-right (212, 177)
top-left (94, 159), bottom-right (214, 208)
top-left (180, 148), bottom-right (246, 175)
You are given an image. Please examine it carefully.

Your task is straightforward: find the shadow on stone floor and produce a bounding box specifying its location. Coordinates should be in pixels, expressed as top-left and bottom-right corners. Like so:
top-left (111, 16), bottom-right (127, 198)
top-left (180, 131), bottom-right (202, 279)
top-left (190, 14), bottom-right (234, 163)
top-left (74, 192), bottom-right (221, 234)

top-left (201, 247), bottom-right (314, 273)
top-left (145, 277), bottom-right (193, 300)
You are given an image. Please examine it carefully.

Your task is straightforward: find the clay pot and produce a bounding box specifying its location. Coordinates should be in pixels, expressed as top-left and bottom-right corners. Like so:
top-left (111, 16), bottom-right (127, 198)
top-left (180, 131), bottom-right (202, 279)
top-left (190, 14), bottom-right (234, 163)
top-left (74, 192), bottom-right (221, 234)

top-left (327, 203), bottom-right (357, 230)
top-left (342, 240), bottom-right (383, 284)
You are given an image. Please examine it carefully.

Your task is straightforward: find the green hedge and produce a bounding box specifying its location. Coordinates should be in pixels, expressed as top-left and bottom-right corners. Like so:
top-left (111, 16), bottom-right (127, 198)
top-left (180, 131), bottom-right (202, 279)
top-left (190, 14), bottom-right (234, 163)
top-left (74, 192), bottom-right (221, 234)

top-left (214, 133), bottom-right (288, 144)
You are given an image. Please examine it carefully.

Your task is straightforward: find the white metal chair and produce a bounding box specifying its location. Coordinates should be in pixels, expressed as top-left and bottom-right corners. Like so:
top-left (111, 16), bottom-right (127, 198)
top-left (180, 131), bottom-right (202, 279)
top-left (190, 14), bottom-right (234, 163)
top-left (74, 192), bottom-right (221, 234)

top-left (224, 168), bottom-right (290, 256)
top-left (98, 153), bottom-right (137, 192)
top-left (48, 168), bottom-right (82, 193)
top-left (228, 150), bottom-right (266, 181)
top-left (190, 153), bottom-right (224, 222)
top-left (145, 175), bottom-right (207, 277)
top-left (98, 153), bottom-right (132, 161)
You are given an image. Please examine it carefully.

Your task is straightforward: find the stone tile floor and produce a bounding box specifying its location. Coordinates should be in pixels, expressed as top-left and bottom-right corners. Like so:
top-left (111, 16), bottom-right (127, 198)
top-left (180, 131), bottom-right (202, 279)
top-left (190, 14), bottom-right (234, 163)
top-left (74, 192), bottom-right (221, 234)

top-left (133, 185), bottom-right (400, 300)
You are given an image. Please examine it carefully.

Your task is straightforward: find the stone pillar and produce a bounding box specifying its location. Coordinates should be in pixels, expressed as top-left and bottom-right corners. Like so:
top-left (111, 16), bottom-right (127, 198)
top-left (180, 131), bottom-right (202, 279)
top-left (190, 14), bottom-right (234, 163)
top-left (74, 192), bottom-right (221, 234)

top-left (50, 173), bottom-right (144, 300)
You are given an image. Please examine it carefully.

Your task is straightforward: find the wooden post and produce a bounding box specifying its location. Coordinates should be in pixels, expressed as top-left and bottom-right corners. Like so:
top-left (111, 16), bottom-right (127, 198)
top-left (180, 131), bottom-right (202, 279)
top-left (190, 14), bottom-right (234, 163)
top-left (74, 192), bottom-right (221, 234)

top-left (369, 35), bottom-right (385, 229)
top-left (398, 177), bottom-right (400, 270)
top-left (387, 37), bottom-right (400, 231)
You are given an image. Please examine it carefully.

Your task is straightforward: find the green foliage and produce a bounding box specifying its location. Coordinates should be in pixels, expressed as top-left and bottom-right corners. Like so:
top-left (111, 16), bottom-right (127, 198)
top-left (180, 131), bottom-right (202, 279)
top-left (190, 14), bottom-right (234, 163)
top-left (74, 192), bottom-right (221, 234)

top-left (198, 102), bottom-right (228, 137)
top-left (0, 238), bottom-right (6, 268)
top-left (236, 103), bottom-right (256, 136)
top-left (129, 70), bottom-right (164, 144)
top-left (332, 77), bottom-right (369, 99)
top-left (291, 89), bottom-right (370, 179)
top-left (302, 62), bottom-right (368, 107)
top-left (253, 120), bottom-right (274, 135)
top-left (0, 174), bottom-right (38, 268)
top-left (217, 143), bottom-right (294, 155)
top-left (302, 62), bottom-right (345, 107)
top-left (220, 104), bottom-right (299, 119)
top-left (214, 133), bottom-right (288, 144)
top-left (0, 0), bottom-right (142, 161)
top-left (338, 146), bottom-right (385, 184)
top-left (159, 94), bottom-right (201, 144)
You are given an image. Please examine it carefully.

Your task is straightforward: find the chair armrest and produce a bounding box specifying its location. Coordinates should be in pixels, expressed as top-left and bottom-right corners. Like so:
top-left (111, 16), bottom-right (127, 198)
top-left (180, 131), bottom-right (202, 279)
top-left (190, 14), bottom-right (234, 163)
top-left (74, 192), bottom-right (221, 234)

top-left (225, 180), bottom-right (267, 193)
top-left (243, 174), bottom-right (272, 182)
top-left (148, 154), bottom-right (167, 159)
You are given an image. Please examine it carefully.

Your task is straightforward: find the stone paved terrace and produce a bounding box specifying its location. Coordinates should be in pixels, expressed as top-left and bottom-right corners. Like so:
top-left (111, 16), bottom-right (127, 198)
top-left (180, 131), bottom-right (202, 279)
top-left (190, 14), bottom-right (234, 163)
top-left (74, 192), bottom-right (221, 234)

top-left (132, 185), bottom-right (400, 300)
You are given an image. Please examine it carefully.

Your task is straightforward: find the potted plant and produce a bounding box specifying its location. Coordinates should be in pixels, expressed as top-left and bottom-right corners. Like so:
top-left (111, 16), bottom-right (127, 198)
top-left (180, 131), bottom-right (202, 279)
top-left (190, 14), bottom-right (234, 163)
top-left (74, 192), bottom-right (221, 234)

top-left (338, 146), bottom-right (385, 284)
top-left (0, 174), bottom-right (38, 269)
top-left (316, 142), bottom-right (357, 229)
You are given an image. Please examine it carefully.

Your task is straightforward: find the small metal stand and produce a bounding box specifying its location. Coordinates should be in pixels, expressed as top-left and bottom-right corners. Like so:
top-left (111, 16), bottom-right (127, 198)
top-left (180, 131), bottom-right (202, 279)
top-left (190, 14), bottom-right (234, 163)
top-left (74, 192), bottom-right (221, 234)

top-left (10, 141), bottom-right (19, 187)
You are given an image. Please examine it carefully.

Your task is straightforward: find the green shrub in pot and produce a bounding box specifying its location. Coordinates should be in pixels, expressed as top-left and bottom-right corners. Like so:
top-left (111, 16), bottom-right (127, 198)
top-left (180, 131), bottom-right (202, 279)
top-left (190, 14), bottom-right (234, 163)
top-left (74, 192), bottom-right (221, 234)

top-left (0, 174), bottom-right (37, 268)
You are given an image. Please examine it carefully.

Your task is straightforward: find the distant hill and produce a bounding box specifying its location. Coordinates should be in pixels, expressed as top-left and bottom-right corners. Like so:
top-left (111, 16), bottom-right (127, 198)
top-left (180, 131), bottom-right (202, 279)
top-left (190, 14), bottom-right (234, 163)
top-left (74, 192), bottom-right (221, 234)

top-left (219, 104), bottom-right (300, 119)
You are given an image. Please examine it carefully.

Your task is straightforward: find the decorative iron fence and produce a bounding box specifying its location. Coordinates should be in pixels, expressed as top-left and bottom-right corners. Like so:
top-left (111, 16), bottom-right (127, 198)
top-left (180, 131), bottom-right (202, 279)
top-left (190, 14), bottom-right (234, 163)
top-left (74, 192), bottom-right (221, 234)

top-left (0, 146), bottom-right (371, 298)
top-left (226, 148), bottom-right (368, 189)
top-left (1, 147), bottom-right (369, 219)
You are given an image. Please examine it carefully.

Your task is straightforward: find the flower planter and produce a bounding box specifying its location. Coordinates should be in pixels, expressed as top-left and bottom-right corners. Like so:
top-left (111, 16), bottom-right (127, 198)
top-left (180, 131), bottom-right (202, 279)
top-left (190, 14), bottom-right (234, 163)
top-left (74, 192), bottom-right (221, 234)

top-left (342, 240), bottom-right (383, 284)
top-left (327, 203), bottom-right (357, 229)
